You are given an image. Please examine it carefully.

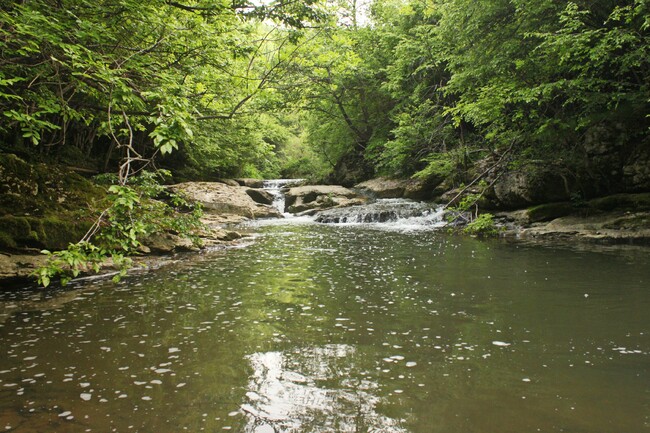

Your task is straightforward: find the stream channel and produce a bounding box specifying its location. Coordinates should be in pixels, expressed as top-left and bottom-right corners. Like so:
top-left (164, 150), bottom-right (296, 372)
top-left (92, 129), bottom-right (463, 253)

top-left (0, 180), bottom-right (649, 432)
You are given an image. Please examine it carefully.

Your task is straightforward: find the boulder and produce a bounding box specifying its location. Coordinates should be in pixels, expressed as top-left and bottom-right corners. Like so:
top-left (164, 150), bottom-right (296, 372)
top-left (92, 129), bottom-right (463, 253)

top-left (144, 232), bottom-right (198, 254)
top-left (284, 185), bottom-right (366, 213)
top-left (492, 166), bottom-right (571, 210)
top-left (234, 178), bottom-right (265, 188)
top-left (354, 177), bottom-right (434, 200)
top-left (246, 188), bottom-right (275, 205)
top-left (193, 227), bottom-right (243, 248)
top-left (403, 179), bottom-right (433, 200)
top-left (169, 182), bottom-right (281, 220)
top-left (355, 178), bottom-right (405, 198)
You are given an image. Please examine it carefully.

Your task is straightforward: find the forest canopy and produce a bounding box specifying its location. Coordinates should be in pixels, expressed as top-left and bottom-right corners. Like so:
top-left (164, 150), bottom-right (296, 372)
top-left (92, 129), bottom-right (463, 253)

top-left (1, 0), bottom-right (648, 185)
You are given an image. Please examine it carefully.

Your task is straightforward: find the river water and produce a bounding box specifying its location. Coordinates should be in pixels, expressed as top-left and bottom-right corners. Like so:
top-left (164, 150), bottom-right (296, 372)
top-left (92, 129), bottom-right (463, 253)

top-left (0, 198), bottom-right (649, 432)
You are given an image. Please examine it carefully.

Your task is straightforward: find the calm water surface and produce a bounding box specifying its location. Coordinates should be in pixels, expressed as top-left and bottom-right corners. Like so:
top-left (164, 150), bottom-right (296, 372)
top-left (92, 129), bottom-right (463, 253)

top-left (0, 222), bottom-right (649, 432)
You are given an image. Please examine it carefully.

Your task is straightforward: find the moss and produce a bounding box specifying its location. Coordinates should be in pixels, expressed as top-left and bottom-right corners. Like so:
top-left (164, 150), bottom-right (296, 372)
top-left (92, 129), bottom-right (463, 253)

top-left (0, 214), bottom-right (91, 251)
top-left (603, 214), bottom-right (650, 230)
top-left (588, 193), bottom-right (650, 212)
top-left (0, 232), bottom-right (17, 249)
top-left (527, 202), bottom-right (575, 223)
top-left (39, 216), bottom-right (91, 250)
top-left (0, 153), bottom-right (32, 178)
top-left (1, 152), bottom-right (106, 217)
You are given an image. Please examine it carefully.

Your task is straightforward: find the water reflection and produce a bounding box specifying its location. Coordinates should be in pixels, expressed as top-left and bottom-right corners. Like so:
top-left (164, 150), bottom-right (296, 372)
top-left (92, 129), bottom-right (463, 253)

top-left (0, 224), bottom-right (649, 432)
top-left (242, 345), bottom-right (408, 433)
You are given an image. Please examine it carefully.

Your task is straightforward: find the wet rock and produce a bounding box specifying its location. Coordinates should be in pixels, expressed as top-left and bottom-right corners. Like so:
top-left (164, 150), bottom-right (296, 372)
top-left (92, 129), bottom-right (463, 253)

top-left (284, 185), bottom-right (366, 214)
top-left (246, 188), bottom-right (275, 205)
top-left (234, 178), bottom-right (265, 188)
top-left (170, 182), bottom-right (281, 220)
top-left (315, 200), bottom-right (438, 223)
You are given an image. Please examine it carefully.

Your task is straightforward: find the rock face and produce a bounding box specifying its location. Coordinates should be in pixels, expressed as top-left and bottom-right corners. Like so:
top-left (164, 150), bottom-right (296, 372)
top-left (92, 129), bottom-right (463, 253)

top-left (623, 145), bottom-right (650, 191)
top-left (284, 185), bottom-right (366, 213)
top-left (354, 177), bottom-right (432, 200)
top-left (170, 182), bottom-right (281, 220)
top-left (491, 166), bottom-right (571, 210)
top-left (0, 153), bottom-right (104, 251)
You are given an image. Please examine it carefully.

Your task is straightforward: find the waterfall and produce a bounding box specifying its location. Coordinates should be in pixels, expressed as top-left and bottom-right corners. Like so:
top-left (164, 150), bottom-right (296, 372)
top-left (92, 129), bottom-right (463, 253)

top-left (262, 179), bottom-right (304, 215)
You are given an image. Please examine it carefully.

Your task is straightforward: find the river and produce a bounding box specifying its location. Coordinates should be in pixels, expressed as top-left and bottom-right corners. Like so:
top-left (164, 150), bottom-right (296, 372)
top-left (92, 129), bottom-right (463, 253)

top-left (0, 191), bottom-right (649, 432)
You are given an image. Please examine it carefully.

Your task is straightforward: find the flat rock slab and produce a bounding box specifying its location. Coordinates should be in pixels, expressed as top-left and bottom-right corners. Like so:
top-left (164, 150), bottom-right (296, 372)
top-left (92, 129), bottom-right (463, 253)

top-left (170, 182), bottom-right (281, 220)
top-left (0, 253), bottom-right (46, 281)
top-left (514, 211), bottom-right (650, 242)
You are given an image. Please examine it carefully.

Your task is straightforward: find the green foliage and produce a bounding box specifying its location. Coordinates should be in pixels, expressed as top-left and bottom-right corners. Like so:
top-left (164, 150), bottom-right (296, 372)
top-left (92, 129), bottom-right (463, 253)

top-left (413, 157), bottom-right (452, 182)
top-left (34, 241), bottom-right (116, 287)
top-left (33, 170), bottom-right (203, 286)
top-left (438, 0), bottom-right (649, 152)
top-left (463, 213), bottom-right (499, 237)
top-left (0, 0), bottom-right (328, 176)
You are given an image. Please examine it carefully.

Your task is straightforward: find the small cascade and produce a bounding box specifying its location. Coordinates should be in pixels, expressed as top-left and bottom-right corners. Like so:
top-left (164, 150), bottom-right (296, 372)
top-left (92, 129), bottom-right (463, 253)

top-left (262, 179), bottom-right (304, 215)
top-left (251, 184), bottom-right (447, 231)
top-left (314, 198), bottom-right (447, 229)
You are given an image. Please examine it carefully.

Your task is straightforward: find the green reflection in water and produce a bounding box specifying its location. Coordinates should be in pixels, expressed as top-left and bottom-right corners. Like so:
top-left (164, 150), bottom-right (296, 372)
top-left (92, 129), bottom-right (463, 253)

top-left (0, 223), bottom-right (649, 432)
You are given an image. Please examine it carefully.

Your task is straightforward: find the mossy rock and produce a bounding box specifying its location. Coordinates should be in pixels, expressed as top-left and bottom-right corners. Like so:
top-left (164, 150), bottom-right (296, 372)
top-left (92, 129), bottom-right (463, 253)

top-left (0, 152), bottom-right (105, 217)
top-left (0, 215), bottom-right (92, 251)
top-left (527, 202), bottom-right (575, 223)
top-left (588, 193), bottom-right (650, 212)
top-left (602, 213), bottom-right (650, 230)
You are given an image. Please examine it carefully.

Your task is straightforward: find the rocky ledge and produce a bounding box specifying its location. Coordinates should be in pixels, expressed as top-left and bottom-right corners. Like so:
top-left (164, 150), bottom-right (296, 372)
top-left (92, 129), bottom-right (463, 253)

top-left (0, 180), bottom-right (281, 285)
top-left (497, 193), bottom-right (650, 243)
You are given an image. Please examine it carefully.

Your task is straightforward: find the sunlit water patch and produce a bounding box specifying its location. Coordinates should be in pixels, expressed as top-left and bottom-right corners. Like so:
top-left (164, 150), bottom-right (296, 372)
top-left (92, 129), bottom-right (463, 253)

top-left (0, 224), bottom-right (649, 432)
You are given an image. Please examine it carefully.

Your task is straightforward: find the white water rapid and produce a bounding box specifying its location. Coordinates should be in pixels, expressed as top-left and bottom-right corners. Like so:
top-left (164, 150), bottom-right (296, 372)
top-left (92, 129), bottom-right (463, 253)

top-left (259, 181), bottom-right (447, 232)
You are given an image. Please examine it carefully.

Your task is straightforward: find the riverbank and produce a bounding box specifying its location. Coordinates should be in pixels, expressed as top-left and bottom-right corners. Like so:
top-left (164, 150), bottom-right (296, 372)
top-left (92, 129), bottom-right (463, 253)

top-left (1, 153), bottom-right (649, 286)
